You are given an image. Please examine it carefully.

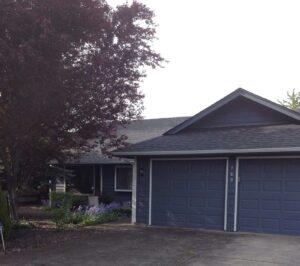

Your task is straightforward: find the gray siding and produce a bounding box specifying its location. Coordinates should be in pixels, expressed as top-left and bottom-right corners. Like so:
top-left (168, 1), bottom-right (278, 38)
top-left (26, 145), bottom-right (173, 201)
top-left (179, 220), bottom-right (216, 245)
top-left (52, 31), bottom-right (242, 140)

top-left (102, 164), bottom-right (132, 203)
top-left (136, 157), bottom-right (150, 224)
top-left (185, 97), bottom-right (297, 130)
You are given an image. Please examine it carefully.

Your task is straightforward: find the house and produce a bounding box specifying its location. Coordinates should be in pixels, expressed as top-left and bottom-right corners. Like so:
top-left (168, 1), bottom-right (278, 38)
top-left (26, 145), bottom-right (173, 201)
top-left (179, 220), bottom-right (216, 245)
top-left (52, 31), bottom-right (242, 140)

top-left (55, 117), bottom-right (188, 203)
top-left (114, 88), bottom-right (300, 235)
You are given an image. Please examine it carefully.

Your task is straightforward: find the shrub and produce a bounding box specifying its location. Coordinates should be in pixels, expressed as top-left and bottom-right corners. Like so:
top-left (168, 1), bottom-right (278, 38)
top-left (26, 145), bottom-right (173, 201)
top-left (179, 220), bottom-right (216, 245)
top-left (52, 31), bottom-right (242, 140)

top-left (52, 207), bottom-right (73, 228)
top-left (50, 192), bottom-right (73, 209)
top-left (50, 192), bottom-right (88, 209)
top-left (111, 208), bottom-right (131, 217)
top-left (51, 202), bottom-right (131, 227)
top-left (72, 195), bottom-right (89, 208)
top-left (0, 190), bottom-right (12, 238)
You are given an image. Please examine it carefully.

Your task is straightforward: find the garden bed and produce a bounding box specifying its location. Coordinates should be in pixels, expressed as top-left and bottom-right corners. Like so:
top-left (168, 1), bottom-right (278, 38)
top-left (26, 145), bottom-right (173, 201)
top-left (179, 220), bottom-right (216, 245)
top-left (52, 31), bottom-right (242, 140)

top-left (3, 205), bottom-right (131, 254)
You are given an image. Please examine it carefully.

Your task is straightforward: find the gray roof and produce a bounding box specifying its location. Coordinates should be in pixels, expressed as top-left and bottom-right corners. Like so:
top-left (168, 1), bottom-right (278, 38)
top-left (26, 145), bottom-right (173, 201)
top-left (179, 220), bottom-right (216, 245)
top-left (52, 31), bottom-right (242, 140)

top-left (165, 88), bottom-right (300, 135)
top-left (114, 124), bottom-right (300, 156)
top-left (68, 117), bottom-right (189, 164)
top-left (114, 89), bottom-right (300, 156)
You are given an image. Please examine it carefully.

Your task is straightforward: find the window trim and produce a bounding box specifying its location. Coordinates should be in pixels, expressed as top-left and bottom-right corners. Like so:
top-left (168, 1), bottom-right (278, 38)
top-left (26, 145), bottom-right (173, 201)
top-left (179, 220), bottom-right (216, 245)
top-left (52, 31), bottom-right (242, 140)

top-left (114, 165), bottom-right (133, 192)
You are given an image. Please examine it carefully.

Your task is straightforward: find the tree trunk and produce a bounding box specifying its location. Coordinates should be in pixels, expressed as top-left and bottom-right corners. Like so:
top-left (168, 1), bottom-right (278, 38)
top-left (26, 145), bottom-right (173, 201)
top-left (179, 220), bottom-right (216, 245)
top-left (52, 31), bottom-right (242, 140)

top-left (6, 176), bottom-right (19, 221)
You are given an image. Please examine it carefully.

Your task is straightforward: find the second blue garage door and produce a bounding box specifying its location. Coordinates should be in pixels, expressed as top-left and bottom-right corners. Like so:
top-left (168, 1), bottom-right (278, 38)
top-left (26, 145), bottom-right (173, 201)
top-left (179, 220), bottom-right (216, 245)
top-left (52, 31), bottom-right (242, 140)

top-left (151, 159), bottom-right (227, 229)
top-left (238, 158), bottom-right (300, 234)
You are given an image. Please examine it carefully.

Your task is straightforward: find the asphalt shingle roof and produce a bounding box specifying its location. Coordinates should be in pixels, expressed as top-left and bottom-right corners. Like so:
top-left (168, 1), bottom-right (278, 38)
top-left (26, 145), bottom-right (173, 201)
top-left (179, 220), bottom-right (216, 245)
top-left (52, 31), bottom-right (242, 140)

top-left (114, 124), bottom-right (300, 155)
top-left (69, 117), bottom-right (189, 164)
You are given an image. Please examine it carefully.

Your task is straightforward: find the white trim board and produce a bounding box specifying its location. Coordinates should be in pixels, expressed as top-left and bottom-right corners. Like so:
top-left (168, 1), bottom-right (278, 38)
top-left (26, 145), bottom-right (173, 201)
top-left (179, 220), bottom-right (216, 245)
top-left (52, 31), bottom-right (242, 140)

top-left (132, 158), bottom-right (137, 224)
top-left (233, 155), bottom-right (300, 232)
top-left (149, 157), bottom-right (229, 230)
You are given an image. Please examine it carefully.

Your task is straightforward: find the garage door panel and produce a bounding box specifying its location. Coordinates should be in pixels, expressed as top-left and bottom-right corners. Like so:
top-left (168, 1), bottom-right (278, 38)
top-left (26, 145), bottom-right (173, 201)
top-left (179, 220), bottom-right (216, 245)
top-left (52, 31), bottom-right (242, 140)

top-left (207, 180), bottom-right (224, 190)
top-left (284, 201), bottom-right (300, 211)
top-left (262, 200), bottom-right (281, 210)
top-left (207, 198), bottom-right (225, 208)
top-left (240, 217), bottom-right (258, 228)
top-left (238, 158), bottom-right (300, 234)
top-left (206, 215), bottom-right (223, 226)
top-left (261, 219), bottom-right (280, 231)
top-left (187, 215), bottom-right (205, 225)
top-left (260, 210), bottom-right (281, 219)
top-left (283, 212), bottom-right (300, 220)
top-left (154, 213), bottom-right (186, 226)
top-left (189, 197), bottom-right (205, 207)
top-left (240, 180), bottom-right (260, 191)
top-left (240, 199), bottom-right (259, 209)
top-left (285, 181), bottom-right (300, 192)
top-left (189, 181), bottom-right (206, 192)
top-left (152, 159), bottom-right (226, 229)
top-left (262, 181), bottom-right (282, 192)
top-left (282, 193), bottom-right (300, 200)
top-left (283, 220), bottom-right (300, 231)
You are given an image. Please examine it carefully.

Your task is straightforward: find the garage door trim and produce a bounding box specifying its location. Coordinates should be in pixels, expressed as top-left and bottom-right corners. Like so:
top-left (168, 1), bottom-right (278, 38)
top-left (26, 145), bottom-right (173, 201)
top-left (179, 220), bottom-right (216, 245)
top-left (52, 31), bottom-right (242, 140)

top-left (149, 157), bottom-right (229, 230)
top-left (234, 155), bottom-right (300, 232)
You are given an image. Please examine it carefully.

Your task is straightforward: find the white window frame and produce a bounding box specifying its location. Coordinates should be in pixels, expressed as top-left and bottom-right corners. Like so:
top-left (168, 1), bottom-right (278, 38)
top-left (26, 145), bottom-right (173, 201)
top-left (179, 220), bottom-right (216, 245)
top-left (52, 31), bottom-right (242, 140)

top-left (114, 165), bottom-right (133, 192)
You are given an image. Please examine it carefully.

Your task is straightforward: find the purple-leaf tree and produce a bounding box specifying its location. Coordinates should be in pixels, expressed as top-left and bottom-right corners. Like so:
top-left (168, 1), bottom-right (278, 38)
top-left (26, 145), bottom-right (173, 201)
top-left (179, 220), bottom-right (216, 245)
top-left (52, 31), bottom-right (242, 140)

top-left (0, 0), bottom-right (163, 220)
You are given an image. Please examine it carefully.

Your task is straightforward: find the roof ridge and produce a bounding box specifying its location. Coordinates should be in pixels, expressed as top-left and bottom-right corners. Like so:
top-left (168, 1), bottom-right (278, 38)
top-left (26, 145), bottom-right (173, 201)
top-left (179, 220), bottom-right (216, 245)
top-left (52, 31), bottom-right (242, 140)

top-left (164, 88), bottom-right (300, 135)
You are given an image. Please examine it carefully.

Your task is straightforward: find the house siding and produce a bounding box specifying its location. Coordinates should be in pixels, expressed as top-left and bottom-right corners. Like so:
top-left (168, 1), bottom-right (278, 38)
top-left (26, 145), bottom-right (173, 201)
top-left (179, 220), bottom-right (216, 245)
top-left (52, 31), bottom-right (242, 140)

top-left (136, 157), bottom-right (150, 224)
top-left (102, 164), bottom-right (132, 203)
top-left (185, 97), bottom-right (297, 130)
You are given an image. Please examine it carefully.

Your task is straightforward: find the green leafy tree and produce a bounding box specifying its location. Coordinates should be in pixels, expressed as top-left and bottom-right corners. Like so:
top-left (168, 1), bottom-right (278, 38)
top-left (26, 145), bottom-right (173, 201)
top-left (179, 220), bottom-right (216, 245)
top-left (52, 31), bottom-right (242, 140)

top-left (278, 89), bottom-right (300, 110)
top-left (0, 0), bottom-right (163, 219)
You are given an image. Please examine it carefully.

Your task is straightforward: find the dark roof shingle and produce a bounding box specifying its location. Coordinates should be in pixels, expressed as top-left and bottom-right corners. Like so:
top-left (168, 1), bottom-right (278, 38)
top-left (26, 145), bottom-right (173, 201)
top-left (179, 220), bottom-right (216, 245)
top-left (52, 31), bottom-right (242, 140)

top-left (69, 117), bottom-right (189, 164)
top-left (114, 124), bottom-right (300, 155)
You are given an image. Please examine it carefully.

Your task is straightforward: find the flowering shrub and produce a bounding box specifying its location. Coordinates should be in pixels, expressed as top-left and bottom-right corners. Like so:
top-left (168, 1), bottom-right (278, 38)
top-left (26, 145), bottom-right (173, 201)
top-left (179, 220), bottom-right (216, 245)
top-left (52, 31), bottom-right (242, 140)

top-left (52, 202), bottom-right (131, 227)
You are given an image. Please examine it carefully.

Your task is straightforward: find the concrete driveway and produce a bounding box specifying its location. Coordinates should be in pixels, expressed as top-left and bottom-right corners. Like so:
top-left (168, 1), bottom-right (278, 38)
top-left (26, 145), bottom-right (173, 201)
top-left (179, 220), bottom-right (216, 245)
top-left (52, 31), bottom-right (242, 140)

top-left (1, 223), bottom-right (300, 266)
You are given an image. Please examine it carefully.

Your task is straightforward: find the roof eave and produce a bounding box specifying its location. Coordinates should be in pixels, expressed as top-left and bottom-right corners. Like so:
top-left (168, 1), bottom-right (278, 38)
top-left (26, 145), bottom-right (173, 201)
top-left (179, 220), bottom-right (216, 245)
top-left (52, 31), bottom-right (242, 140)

top-left (113, 147), bottom-right (300, 156)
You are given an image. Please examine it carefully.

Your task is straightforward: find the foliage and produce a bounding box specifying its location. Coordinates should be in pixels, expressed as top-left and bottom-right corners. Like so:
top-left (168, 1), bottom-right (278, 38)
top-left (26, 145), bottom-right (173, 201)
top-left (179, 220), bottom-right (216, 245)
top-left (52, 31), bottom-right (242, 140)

top-left (72, 195), bottom-right (89, 208)
top-left (111, 208), bottom-right (132, 217)
top-left (278, 89), bottom-right (300, 110)
top-left (0, 0), bottom-right (163, 220)
top-left (52, 207), bottom-right (74, 228)
top-left (50, 192), bottom-right (73, 209)
top-left (50, 192), bottom-right (88, 209)
top-left (12, 219), bottom-right (35, 230)
top-left (0, 189), bottom-right (12, 238)
top-left (51, 202), bottom-right (131, 227)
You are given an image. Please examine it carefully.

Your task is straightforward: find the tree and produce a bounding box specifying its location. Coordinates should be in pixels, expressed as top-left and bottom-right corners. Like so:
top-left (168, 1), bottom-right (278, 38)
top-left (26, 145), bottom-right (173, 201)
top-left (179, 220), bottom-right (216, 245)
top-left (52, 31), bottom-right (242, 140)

top-left (278, 89), bottom-right (300, 110)
top-left (0, 0), bottom-right (163, 219)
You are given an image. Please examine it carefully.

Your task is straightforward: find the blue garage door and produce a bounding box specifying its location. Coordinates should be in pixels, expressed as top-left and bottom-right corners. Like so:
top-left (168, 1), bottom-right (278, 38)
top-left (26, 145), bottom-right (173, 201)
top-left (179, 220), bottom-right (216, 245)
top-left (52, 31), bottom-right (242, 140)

top-left (238, 158), bottom-right (300, 234)
top-left (152, 159), bottom-right (227, 229)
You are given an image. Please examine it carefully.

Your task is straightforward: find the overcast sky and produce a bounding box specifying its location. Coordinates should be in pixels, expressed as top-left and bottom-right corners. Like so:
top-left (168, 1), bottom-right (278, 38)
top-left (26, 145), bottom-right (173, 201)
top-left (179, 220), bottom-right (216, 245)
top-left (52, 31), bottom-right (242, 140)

top-left (109, 0), bottom-right (300, 118)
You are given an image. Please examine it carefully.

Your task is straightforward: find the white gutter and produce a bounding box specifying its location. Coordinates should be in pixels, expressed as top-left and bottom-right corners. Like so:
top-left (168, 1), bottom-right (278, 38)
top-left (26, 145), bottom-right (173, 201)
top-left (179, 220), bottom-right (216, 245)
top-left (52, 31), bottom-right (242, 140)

top-left (113, 147), bottom-right (300, 156)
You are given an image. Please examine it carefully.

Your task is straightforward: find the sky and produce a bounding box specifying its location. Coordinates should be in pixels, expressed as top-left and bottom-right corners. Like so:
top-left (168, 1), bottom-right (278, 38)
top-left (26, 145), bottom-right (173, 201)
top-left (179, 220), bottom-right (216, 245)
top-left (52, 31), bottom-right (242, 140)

top-left (109, 0), bottom-right (300, 118)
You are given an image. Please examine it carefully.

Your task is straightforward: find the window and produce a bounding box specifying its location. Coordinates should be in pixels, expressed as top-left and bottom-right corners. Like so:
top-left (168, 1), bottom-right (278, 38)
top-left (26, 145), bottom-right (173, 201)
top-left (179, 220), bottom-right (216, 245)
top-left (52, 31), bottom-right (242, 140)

top-left (115, 166), bottom-right (132, 192)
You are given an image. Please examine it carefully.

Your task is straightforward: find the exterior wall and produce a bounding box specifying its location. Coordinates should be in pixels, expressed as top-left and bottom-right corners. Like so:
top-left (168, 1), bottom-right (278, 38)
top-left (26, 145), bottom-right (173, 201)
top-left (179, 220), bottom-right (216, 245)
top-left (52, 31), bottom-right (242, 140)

top-left (57, 164), bottom-right (132, 204)
top-left (136, 157), bottom-right (150, 224)
top-left (102, 164), bottom-right (132, 203)
top-left (135, 153), bottom-right (300, 232)
top-left (185, 97), bottom-right (297, 130)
